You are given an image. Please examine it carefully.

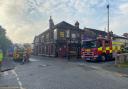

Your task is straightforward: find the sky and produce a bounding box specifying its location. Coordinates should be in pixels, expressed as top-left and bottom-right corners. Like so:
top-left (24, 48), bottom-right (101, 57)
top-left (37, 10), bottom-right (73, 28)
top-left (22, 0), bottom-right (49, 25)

top-left (0, 0), bottom-right (128, 43)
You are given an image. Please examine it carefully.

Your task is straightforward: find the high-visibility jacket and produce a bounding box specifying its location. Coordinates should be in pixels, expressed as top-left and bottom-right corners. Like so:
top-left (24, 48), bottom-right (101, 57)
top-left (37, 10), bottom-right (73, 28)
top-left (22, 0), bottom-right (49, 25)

top-left (0, 52), bottom-right (3, 62)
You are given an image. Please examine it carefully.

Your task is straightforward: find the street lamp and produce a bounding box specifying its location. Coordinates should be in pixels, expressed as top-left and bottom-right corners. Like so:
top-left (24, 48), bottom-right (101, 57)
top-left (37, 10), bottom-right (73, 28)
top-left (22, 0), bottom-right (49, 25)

top-left (106, 0), bottom-right (111, 39)
top-left (105, 0), bottom-right (110, 32)
top-left (107, 4), bottom-right (109, 33)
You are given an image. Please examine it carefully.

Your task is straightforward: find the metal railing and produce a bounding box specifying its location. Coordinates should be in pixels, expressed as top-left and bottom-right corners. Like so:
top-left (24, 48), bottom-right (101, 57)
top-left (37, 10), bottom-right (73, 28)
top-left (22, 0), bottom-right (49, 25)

top-left (115, 53), bottom-right (128, 65)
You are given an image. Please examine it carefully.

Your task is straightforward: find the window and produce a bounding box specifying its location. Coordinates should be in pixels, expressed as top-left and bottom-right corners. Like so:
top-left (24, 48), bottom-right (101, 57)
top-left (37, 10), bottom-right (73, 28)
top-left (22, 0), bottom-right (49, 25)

top-left (59, 31), bottom-right (65, 37)
top-left (105, 40), bottom-right (109, 47)
top-left (66, 30), bottom-right (70, 38)
top-left (54, 29), bottom-right (57, 40)
top-left (77, 33), bottom-right (80, 38)
top-left (41, 35), bottom-right (44, 42)
top-left (97, 40), bottom-right (102, 47)
top-left (46, 33), bottom-right (49, 41)
top-left (82, 40), bottom-right (97, 48)
top-left (35, 37), bottom-right (39, 43)
top-left (71, 33), bottom-right (76, 38)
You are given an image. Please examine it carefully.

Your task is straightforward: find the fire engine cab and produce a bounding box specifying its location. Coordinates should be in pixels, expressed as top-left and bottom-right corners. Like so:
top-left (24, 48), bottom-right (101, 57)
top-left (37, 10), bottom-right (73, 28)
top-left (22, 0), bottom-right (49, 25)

top-left (81, 35), bottom-right (113, 61)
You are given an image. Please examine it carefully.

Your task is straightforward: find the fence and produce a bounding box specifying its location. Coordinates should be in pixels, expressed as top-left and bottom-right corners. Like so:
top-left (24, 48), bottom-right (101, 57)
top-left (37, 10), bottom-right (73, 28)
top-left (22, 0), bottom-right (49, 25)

top-left (115, 53), bottom-right (128, 65)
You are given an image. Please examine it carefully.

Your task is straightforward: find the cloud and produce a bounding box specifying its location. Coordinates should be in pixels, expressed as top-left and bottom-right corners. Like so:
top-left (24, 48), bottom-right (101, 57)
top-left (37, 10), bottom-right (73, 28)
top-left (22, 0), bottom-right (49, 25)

top-left (119, 3), bottom-right (128, 14)
top-left (110, 18), bottom-right (128, 36)
top-left (0, 0), bottom-right (128, 43)
top-left (108, 3), bottom-right (128, 35)
top-left (0, 0), bottom-right (48, 43)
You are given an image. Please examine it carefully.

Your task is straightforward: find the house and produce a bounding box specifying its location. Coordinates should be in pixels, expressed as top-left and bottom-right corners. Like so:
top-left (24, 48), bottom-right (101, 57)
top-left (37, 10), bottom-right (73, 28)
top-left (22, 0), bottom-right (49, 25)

top-left (112, 34), bottom-right (128, 47)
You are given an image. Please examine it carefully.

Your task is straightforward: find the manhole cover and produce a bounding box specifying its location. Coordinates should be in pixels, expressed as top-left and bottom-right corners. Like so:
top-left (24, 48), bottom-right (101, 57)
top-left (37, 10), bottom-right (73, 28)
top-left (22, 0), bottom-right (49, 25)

top-left (0, 87), bottom-right (25, 89)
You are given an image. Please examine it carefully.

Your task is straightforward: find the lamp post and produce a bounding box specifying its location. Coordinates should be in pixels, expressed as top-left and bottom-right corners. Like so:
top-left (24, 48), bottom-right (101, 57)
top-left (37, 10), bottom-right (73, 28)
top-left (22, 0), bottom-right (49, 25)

top-left (107, 4), bottom-right (109, 33)
top-left (106, 0), bottom-right (111, 39)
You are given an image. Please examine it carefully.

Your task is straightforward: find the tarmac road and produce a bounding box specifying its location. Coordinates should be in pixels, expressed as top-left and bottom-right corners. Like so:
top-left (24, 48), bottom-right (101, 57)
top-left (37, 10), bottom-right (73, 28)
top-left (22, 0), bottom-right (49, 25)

top-left (1, 56), bottom-right (128, 89)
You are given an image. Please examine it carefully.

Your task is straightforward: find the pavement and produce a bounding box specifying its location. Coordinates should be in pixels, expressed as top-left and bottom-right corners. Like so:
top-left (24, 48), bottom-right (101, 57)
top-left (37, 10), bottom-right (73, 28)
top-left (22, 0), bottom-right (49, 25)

top-left (100, 62), bottom-right (128, 77)
top-left (1, 57), bottom-right (15, 72)
top-left (0, 56), bottom-right (128, 89)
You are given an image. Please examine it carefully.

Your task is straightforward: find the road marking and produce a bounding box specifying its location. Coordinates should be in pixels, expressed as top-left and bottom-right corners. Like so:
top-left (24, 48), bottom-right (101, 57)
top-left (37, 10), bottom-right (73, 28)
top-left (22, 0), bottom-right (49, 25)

top-left (11, 70), bottom-right (24, 89)
top-left (3, 71), bottom-right (9, 76)
top-left (29, 58), bottom-right (39, 62)
top-left (0, 87), bottom-right (22, 89)
top-left (90, 66), bottom-right (102, 70)
top-left (114, 72), bottom-right (128, 77)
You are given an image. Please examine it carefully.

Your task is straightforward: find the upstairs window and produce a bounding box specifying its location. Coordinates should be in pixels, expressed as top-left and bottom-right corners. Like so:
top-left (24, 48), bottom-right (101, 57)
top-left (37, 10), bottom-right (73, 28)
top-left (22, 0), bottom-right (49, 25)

top-left (71, 33), bottom-right (76, 39)
top-left (54, 29), bottom-right (57, 40)
top-left (59, 31), bottom-right (65, 38)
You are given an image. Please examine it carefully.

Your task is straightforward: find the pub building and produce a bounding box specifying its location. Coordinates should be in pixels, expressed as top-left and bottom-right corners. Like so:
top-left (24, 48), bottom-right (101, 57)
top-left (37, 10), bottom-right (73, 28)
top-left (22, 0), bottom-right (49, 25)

top-left (33, 17), bottom-right (107, 58)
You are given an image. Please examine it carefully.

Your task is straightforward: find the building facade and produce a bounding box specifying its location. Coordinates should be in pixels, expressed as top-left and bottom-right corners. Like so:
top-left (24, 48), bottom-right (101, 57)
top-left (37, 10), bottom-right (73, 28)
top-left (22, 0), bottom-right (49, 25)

top-left (33, 17), bottom-right (108, 58)
top-left (112, 35), bottom-right (128, 47)
top-left (33, 17), bottom-right (84, 58)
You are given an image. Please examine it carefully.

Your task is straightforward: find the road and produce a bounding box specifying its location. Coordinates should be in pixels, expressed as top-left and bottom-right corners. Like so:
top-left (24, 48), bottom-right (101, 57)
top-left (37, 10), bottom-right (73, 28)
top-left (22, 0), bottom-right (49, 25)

top-left (0, 56), bottom-right (128, 89)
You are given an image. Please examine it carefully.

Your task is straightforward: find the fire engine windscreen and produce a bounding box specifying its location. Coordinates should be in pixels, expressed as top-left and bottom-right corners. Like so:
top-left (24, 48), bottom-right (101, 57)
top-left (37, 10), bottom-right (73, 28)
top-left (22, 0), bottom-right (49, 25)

top-left (82, 40), bottom-right (97, 48)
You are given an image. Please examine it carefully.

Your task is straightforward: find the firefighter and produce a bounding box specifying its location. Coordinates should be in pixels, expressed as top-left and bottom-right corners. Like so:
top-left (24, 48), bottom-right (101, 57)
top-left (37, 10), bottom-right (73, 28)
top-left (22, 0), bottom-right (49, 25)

top-left (22, 49), bottom-right (30, 64)
top-left (113, 50), bottom-right (117, 60)
top-left (0, 49), bottom-right (3, 74)
top-left (22, 51), bottom-right (26, 64)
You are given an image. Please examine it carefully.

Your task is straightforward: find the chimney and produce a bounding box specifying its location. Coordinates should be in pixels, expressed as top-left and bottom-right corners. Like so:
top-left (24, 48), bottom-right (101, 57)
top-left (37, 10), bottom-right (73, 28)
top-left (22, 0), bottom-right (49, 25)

top-left (75, 21), bottom-right (79, 29)
top-left (49, 16), bottom-right (54, 29)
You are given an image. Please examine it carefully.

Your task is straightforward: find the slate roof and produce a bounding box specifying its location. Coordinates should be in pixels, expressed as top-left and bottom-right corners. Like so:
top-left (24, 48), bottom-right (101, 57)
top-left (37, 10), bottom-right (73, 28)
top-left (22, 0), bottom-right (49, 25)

top-left (113, 34), bottom-right (128, 39)
top-left (85, 27), bottom-right (107, 36)
top-left (36, 21), bottom-right (107, 39)
top-left (55, 21), bottom-right (82, 30)
top-left (37, 21), bottom-right (82, 37)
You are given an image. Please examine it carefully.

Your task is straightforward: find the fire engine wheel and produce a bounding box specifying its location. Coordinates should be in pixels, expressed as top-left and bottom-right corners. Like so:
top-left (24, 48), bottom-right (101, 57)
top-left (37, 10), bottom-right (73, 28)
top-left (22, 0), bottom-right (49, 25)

top-left (101, 55), bottom-right (106, 61)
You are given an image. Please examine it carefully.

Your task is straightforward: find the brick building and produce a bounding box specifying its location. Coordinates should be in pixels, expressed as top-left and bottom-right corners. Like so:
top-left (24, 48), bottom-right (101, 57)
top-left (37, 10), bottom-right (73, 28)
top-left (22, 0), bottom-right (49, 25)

top-left (33, 17), bottom-right (107, 58)
top-left (33, 17), bottom-right (83, 58)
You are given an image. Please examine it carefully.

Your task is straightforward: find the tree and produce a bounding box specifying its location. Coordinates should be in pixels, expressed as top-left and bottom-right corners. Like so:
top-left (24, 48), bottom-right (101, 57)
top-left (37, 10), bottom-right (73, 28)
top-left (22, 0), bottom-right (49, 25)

top-left (0, 26), bottom-right (12, 56)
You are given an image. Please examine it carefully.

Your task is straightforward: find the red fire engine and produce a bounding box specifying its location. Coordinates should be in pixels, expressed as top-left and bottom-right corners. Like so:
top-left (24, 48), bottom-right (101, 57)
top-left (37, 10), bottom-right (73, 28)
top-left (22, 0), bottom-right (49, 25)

top-left (81, 35), bottom-right (113, 61)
